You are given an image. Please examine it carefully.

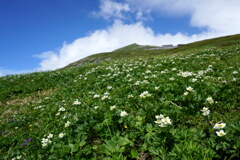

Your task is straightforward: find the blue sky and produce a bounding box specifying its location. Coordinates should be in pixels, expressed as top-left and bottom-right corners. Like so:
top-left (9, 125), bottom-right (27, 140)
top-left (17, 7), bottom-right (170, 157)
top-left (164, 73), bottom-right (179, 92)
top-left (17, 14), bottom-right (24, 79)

top-left (0, 0), bottom-right (239, 76)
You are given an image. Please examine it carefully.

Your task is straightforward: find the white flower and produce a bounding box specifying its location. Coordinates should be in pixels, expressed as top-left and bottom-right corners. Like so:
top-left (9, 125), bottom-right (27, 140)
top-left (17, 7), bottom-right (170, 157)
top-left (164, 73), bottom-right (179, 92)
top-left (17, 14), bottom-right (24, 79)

top-left (139, 91), bottom-right (151, 98)
top-left (128, 94), bottom-right (133, 98)
top-left (169, 77), bottom-right (175, 81)
top-left (184, 92), bottom-right (189, 96)
top-left (186, 86), bottom-right (194, 92)
top-left (142, 80), bottom-right (149, 84)
top-left (120, 111), bottom-right (128, 117)
top-left (65, 121), bottom-right (71, 127)
top-left (16, 156), bottom-right (22, 159)
top-left (101, 95), bottom-right (109, 100)
top-left (159, 123), bottom-right (168, 127)
top-left (201, 107), bottom-right (209, 112)
top-left (94, 106), bottom-right (99, 109)
top-left (155, 87), bottom-right (159, 90)
top-left (93, 94), bottom-right (100, 98)
top-left (154, 120), bottom-right (162, 124)
top-left (202, 110), bottom-right (210, 116)
top-left (107, 86), bottom-right (112, 89)
top-left (47, 134), bottom-right (53, 139)
top-left (192, 78), bottom-right (197, 82)
top-left (180, 71), bottom-right (193, 77)
top-left (161, 117), bottom-right (172, 125)
top-left (58, 107), bottom-right (65, 112)
top-left (135, 81), bottom-right (141, 85)
top-left (146, 70), bottom-right (151, 73)
top-left (73, 100), bottom-right (81, 105)
top-left (155, 114), bottom-right (164, 119)
top-left (42, 143), bottom-right (47, 147)
top-left (59, 133), bottom-right (65, 138)
top-left (201, 107), bottom-right (210, 116)
top-left (41, 138), bottom-right (49, 144)
top-left (216, 130), bottom-right (226, 136)
top-left (206, 97), bottom-right (214, 104)
top-left (232, 71), bottom-right (238, 74)
top-left (214, 123), bottom-right (226, 129)
top-left (110, 105), bottom-right (116, 110)
top-left (104, 92), bottom-right (110, 95)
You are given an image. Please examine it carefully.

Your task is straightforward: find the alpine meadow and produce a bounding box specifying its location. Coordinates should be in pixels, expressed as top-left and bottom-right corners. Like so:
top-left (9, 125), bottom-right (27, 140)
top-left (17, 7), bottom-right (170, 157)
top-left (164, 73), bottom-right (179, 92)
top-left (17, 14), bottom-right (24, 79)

top-left (1, 34), bottom-right (240, 160)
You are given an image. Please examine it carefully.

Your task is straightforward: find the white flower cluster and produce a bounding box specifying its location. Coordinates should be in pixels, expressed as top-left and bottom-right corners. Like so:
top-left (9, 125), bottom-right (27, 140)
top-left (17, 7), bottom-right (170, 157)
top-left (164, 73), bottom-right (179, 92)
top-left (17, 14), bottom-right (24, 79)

top-left (58, 107), bottom-right (65, 112)
top-left (107, 86), bottom-right (112, 90)
top-left (72, 100), bottom-right (81, 105)
top-left (184, 87), bottom-right (193, 96)
top-left (213, 122), bottom-right (226, 137)
top-left (139, 91), bottom-right (151, 98)
top-left (64, 121), bottom-right (71, 127)
top-left (120, 111), bottom-right (128, 117)
top-left (41, 132), bottom-right (65, 147)
top-left (191, 78), bottom-right (197, 82)
top-left (179, 71), bottom-right (193, 77)
top-left (154, 114), bottom-right (172, 127)
top-left (93, 94), bottom-right (100, 98)
top-left (206, 97), bottom-right (214, 104)
top-left (186, 86), bottom-right (194, 92)
top-left (134, 80), bottom-right (149, 85)
top-left (128, 94), bottom-right (134, 98)
top-left (42, 133), bottom-right (55, 145)
top-left (110, 105), bottom-right (116, 110)
top-left (232, 71), bottom-right (238, 74)
top-left (201, 107), bottom-right (210, 116)
top-left (59, 133), bottom-right (65, 138)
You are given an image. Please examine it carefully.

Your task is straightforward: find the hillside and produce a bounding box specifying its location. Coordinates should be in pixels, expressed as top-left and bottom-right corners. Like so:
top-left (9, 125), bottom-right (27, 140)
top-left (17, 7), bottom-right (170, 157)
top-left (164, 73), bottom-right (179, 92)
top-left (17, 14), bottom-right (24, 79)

top-left (66, 34), bottom-right (240, 68)
top-left (0, 34), bottom-right (240, 159)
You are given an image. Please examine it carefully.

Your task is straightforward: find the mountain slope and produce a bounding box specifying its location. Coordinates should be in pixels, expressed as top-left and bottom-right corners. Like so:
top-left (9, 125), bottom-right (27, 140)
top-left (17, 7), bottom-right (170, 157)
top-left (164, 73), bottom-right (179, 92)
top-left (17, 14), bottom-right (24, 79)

top-left (0, 34), bottom-right (240, 159)
top-left (66, 34), bottom-right (240, 68)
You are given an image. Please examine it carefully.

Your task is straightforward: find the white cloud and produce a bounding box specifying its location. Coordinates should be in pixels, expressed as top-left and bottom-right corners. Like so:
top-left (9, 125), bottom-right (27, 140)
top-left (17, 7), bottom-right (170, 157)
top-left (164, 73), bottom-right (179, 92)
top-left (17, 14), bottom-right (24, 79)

top-left (127, 0), bottom-right (240, 35)
top-left (93, 0), bottom-right (130, 19)
top-left (37, 20), bottom-right (221, 71)
top-left (35, 0), bottom-right (240, 71)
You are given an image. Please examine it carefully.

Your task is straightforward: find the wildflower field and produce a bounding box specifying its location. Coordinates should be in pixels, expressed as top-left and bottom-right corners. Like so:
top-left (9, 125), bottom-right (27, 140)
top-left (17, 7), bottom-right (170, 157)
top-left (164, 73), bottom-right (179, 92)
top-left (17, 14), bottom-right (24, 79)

top-left (0, 35), bottom-right (240, 159)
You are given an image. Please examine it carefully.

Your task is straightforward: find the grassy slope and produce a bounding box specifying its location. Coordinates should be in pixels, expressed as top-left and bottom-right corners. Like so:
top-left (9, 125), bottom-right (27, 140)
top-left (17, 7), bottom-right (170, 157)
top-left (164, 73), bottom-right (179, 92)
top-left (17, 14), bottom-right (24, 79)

top-left (66, 34), bottom-right (240, 68)
top-left (0, 34), bottom-right (240, 159)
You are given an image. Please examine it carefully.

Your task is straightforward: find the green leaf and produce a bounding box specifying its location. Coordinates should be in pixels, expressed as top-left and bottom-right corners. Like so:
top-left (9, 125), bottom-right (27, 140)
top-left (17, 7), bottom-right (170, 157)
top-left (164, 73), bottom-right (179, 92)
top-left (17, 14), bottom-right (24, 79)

top-left (62, 145), bottom-right (70, 153)
top-left (79, 140), bottom-right (86, 147)
top-left (131, 149), bottom-right (138, 158)
top-left (118, 137), bottom-right (130, 146)
top-left (136, 116), bottom-right (143, 121)
top-left (69, 144), bottom-right (79, 153)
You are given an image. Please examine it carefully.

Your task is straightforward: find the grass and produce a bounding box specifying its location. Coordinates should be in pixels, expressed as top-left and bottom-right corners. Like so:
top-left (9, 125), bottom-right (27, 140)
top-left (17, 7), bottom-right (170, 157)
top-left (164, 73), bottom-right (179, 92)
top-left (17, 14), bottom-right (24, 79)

top-left (0, 34), bottom-right (240, 159)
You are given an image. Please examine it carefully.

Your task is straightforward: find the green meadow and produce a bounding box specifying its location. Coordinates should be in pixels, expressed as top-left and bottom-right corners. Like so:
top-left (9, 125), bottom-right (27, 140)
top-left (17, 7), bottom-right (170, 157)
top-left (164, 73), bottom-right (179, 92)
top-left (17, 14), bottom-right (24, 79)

top-left (0, 34), bottom-right (240, 160)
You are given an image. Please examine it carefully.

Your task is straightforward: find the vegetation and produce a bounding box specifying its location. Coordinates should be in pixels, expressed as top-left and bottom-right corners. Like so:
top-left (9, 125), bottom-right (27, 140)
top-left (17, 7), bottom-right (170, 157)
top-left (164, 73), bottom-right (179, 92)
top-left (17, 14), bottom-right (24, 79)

top-left (0, 34), bottom-right (240, 159)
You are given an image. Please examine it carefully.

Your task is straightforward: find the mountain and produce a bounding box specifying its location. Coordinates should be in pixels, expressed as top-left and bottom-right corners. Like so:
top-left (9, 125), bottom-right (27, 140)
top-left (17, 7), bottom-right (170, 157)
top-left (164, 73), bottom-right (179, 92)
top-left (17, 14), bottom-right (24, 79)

top-left (65, 34), bottom-right (240, 68)
top-left (0, 34), bottom-right (240, 159)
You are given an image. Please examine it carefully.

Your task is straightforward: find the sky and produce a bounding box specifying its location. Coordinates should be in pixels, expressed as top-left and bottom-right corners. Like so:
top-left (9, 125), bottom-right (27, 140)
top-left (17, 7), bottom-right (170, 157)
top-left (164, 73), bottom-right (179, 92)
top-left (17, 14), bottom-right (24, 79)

top-left (0, 0), bottom-right (240, 76)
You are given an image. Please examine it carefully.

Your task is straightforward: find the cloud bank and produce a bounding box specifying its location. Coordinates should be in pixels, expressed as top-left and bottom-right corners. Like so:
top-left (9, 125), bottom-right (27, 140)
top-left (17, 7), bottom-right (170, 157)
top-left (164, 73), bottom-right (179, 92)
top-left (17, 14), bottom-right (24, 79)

top-left (127, 0), bottom-right (240, 34)
top-left (37, 0), bottom-right (240, 71)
